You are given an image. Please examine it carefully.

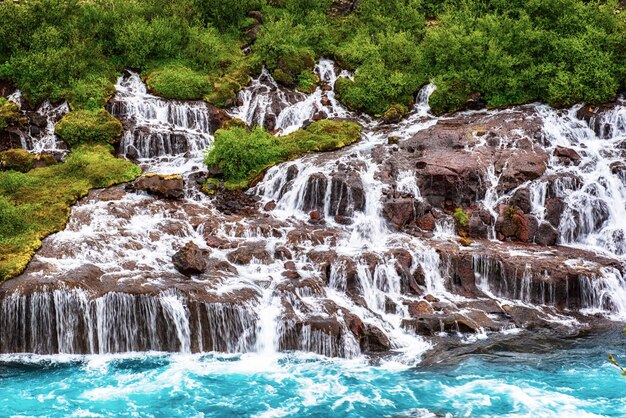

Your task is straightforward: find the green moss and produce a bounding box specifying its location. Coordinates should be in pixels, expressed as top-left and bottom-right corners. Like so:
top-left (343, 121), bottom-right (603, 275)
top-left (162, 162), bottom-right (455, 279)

top-left (0, 149), bottom-right (34, 173)
top-left (0, 98), bottom-right (21, 129)
top-left (204, 119), bottom-right (362, 190)
top-left (0, 144), bottom-right (140, 282)
top-left (202, 177), bottom-right (222, 195)
top-left (145, 65), bottom-right (212, 101)
top-left (55, 109), bottom-right (123, 147)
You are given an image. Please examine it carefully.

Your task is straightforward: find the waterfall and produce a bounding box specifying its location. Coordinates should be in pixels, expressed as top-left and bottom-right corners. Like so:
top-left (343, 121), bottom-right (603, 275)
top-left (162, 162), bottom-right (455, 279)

top-left (109, 71), bottom-right (214, 173)
top-left (2, 59), bottom-right (626, 360)
top-left (5, 90), bottom-right (69, 153)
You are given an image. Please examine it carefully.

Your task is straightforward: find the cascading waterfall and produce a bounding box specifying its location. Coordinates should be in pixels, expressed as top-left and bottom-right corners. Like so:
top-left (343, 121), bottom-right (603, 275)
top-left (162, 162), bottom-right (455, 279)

top-left (2, 59), bottom-right (626, 361)
top-left (109, 71), bottom-right (214, 173)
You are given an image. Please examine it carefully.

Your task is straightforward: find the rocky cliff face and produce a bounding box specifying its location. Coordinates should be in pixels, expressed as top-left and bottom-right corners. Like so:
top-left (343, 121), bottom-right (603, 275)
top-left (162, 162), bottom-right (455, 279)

top-left (1, 61), bottom-right (624, 360)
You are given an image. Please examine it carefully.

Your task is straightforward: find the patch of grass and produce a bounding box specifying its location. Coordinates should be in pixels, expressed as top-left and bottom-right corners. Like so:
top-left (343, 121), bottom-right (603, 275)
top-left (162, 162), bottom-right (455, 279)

top-left (0, 144), bottom-right (140, 282)
top-left (204, 119), bottom-right (362, 190)
top-left (55, 109), bottom-right (123, 147)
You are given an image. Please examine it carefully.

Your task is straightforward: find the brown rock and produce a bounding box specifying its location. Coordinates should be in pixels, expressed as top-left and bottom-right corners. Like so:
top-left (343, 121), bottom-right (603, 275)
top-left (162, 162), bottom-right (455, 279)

top-left (172, 241), bottom-right (210, 276)
top-left (135, 173), bottom-right (184, 199)
top-left (408, 300), bottom-right (434, 317)
top-left (554, 146), bottom-right (581, 163)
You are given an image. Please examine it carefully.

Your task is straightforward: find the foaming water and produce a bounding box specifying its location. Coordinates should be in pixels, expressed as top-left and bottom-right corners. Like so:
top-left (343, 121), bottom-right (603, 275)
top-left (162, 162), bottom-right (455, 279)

top-left (2, 333), bottom-right (625, 417)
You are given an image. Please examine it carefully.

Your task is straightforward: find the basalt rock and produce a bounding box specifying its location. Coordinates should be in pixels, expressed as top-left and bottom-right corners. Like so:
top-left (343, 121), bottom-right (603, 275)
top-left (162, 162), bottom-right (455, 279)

top-left (554, 146), bottom-right (581, 163)
top-left (172, 241), bottom-right (210, 276)
top-left (495, 205), bottom-right (530, 242)
top-left (535, 222), bottom-right (558, 246)
top-left (135, 173), bottom-right (184, 199)
top-left (226, 242), bottom-right (272, 265)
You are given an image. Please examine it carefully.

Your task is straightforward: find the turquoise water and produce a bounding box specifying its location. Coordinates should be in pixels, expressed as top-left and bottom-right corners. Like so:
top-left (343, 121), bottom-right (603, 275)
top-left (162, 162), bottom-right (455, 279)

top-left (2, 332), bottom-right (626, 417)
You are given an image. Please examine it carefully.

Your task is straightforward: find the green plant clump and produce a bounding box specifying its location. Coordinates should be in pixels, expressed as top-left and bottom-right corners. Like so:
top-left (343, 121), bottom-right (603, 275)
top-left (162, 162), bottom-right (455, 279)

top-left (0, 144), bottom-right (140, 281)
top-left (453, 208), bottom-right (469, 228)
top-left (205, 119), bottom-right (362, 189)
top-left (55, 109), bottom-right (123, 147)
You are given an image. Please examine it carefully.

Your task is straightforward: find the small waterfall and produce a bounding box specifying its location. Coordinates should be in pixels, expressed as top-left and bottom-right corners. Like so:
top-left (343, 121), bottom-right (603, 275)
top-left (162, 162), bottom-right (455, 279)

top-left (535, 105), bottom-right (626, 256)
top-left (0, 288), bottom-right (262, 355)
top-left (5, 90), bottom-right (69, 153)
top-left (109, 71), bottom-right (214, 171)
top-left (231, 59), bottom-right (350, 135)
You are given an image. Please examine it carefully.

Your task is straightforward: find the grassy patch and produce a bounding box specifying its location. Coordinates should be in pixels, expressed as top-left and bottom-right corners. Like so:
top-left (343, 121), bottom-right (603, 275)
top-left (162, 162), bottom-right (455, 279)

top-left (204, 119), bottom-right (362, 190)
top-left (0, 144), bottom-right (140, 282)
top-left (55, 109), bottom-right (123, 147)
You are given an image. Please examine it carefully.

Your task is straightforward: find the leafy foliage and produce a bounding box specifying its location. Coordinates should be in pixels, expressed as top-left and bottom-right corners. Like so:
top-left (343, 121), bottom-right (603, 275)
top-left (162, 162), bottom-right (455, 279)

top-left (0, 0), bottom-right (625, 118)
top-left (453, 208), bottom-right (469, 228)
top-left (205, 119), bottom-right (361, 189)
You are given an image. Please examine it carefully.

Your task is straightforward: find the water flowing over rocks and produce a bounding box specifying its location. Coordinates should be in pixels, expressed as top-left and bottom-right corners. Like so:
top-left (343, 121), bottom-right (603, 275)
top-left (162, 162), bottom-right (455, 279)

top-left (1, 62), bottom-right (626, 362)
top-left (1, 90), bottom-right (69, 155)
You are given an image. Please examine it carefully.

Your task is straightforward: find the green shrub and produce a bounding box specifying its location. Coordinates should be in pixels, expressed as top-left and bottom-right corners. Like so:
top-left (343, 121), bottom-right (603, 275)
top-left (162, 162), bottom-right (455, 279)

top-left (205, 126), bottom-right (283, 183)
top-left (0, 149), bottom-right (34, 173)
top-left (453, 208), bottom-right (469, 228)
top-left (55, 109), bottom-right (123, 147)
top-left (145, 65), bottom-right (212, 100)
top-left (204, 120), bottom-right (362, 189)
top-left (296, 69), bottom-right (320, 93)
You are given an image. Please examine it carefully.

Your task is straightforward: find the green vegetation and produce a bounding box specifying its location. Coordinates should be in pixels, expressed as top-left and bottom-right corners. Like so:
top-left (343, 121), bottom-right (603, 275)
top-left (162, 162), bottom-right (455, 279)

top-left (0, 144), bottom-right (140, 282)
top-left (0, 98), bottom-right (21, 129)
top-left (55, 109), bottom-right (123, 147)
top-left (205, 119), bottom-right (361, 189)
top-left (145, 65), bottom-right (212, 100)
top-left (0, 149), bottom-right (34, 172)
top-left (453, 208), bottom-right (469, 228)
top-left (1, 0), bottom-right (625, 116)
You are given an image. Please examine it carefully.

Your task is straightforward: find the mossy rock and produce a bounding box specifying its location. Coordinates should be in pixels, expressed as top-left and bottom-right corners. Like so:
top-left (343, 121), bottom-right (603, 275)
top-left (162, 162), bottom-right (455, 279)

top-left (383, 104), bottom-right (408, 124)
top-left (55, 109), bottom-right (123, 147)
top-left (202, 177), bottom-right (222, 195)
top-left (0, 144), bottom-right (140, 282)
top-left (0, 149), bottom-right (34, 172)
top-left (0, 98), bottom-right (21, 129)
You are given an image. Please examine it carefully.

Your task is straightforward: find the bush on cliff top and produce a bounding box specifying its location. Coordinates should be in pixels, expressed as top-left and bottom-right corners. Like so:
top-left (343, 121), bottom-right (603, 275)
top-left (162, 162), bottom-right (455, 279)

top-left (0, 144), bottom-right (140, 282)
top-left (204, 119), bottom-right (362, 189)
top-left (0, 0), bottom-right (625, 118)
top-left (55, 109), bottom-right (123, 147)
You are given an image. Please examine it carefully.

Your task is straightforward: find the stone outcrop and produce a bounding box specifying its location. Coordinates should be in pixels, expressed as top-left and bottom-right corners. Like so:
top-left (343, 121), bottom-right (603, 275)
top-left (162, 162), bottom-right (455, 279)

top-left (134, 173), bottom-right (184, 199)
top-left (172, 241), bottom-right (210, 276)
